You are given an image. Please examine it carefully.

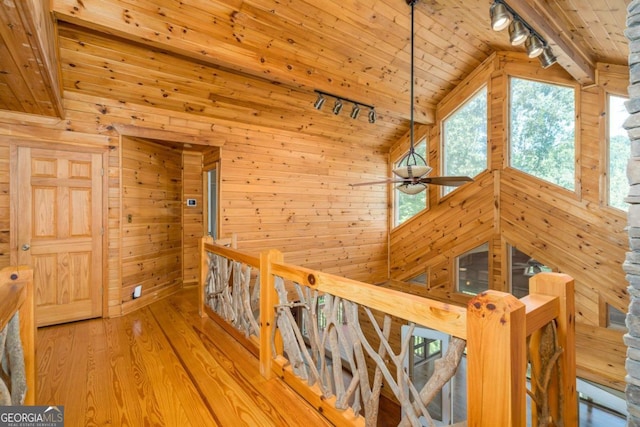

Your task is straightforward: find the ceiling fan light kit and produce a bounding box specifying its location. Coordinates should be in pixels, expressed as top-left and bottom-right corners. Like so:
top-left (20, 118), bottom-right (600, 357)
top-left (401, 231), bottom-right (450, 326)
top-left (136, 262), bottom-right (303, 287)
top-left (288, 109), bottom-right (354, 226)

top-left (350, 0), bottom-right (473, 194)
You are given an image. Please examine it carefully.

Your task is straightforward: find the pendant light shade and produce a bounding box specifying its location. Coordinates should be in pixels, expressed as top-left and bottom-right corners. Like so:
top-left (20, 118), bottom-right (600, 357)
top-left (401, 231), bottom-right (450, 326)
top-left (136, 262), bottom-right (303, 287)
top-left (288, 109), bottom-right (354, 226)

top-left (393, 164), bottom-right (432, 180)
top-left (490, 1), bottom-right (512, 31)
top-left (508, 19), bottom-right (529, 46)
top-left (396, 183), bottom-right (426, 195)
top-left (525, 35), bottom-right (544, 58)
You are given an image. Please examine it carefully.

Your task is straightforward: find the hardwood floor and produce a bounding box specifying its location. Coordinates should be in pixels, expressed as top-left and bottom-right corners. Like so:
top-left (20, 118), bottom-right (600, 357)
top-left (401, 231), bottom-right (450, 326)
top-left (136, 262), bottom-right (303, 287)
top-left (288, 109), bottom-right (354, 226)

top-left (36, 288), bottom-right (331, 427)
top-left (36, 287), bottom-right (627, 426)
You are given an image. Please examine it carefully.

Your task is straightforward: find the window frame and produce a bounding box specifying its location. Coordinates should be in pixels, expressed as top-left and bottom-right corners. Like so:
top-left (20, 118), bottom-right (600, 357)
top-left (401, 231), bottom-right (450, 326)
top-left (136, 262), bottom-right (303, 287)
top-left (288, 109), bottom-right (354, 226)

top-left (440, 84), bottom-right (489, 199)
top-left (506, 75), bottom-right (581, 196)
top-left (604, 92), bottom-right (630, 212)
top-left (454, 242), bottom-right (490, 296)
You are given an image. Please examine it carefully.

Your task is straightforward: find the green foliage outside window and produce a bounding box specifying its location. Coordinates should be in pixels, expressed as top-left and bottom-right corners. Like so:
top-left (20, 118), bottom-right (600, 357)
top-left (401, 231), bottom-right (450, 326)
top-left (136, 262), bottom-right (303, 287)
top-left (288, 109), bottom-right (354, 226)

top-left (395, 140), bottom-right (427, 226)
top-left (443, 87), bottom-right (488, 196)
top-left (608, 95), bottom-right (630, 211)
top-left (510, 78), bottom-right (575, 190)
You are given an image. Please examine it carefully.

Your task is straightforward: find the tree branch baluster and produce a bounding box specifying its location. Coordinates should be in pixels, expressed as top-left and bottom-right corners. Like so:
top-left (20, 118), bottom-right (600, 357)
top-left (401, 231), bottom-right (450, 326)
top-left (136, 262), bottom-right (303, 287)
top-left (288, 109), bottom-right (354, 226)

top-left (270, 277), bottom-right (468, 426)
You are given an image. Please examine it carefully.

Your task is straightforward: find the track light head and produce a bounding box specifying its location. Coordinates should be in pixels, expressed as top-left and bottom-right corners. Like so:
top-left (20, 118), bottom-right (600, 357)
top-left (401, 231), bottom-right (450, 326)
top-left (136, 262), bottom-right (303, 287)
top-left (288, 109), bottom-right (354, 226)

top-left (350, 104), bottom-right (360, 119)
top-left (490, 1), bottom-right (512, 31)
top-left (368, 108), bottom-right (376, 124)
top-left (508, 19), bottom-right (529, 46)
top-left (538, 45), bottom-right (557, 68)
top-left (313, 93), bottom-right (325, 110)
top-left (333, 99), bottom-right (343, 115)
top-left (525, 35), bottom-right (544, 58)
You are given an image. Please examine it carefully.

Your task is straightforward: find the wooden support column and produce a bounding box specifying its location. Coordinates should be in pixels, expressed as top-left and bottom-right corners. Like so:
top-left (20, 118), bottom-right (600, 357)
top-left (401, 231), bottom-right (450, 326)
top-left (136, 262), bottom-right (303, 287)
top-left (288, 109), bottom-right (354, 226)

top-left (198, 237), bottom-right (212, 317)
top-left (467, 290), bottom-right (527, 427)
top-left (529, 272), bottom-right (577, 427)
top-left (259, 249), bottom-right (283, 379)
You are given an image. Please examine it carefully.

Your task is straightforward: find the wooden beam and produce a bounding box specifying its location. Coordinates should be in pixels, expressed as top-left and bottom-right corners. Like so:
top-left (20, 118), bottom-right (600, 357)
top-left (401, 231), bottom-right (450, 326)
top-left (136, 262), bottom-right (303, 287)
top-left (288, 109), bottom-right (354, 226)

top-left (112, 123), bottom-right (224, 146)
top-left (506, 0), bottom-right (595, 85)
top-left (0, 0), bottom-right (64, 117)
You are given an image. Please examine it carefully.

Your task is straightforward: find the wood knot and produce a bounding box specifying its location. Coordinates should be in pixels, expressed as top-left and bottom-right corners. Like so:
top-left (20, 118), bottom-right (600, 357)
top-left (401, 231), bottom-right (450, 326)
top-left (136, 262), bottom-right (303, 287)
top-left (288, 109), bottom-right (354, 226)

top-left (473, 302), bottom-right (482, 309)
top-left (307, 274), bottom-right (316, 285)
top-left (10, 273), bottom-right (17, 280)
top-left (486, 303), bottom-right (496, 311)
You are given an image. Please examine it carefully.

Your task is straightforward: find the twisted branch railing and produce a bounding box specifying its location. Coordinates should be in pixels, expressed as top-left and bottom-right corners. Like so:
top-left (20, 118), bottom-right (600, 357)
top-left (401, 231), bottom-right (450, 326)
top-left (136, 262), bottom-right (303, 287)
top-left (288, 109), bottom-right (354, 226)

top-left (200, 239), bottom-right (576, 426)
top-left (0, 266), bottom-right (35, 406)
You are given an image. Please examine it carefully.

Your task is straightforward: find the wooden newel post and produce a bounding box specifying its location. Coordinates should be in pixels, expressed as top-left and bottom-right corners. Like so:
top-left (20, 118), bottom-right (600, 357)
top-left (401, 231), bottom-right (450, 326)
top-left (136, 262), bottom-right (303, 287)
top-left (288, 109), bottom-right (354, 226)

top-left (529, 272), bottom-right (577, 427)
top-left (467, 290), bottom-right (527, 427)
top-left (259, 248), bottom-right (283, 379)
top-left (198, 236), bottom-right (214, 318)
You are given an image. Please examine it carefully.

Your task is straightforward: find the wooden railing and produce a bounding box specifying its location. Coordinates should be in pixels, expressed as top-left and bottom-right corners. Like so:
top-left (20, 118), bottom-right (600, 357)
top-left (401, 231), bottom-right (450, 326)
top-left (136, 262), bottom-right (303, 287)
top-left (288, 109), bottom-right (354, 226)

top-left (200, 239), bottom-right (577, 427)
top-left (0, 266), bottom-right (35, 405)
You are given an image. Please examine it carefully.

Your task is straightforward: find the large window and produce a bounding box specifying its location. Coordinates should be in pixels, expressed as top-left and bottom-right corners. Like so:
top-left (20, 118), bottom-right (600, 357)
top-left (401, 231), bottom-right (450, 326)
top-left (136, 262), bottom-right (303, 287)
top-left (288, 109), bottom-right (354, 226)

top-left (509, 246), bottom-right (551, 299)
top-left (443, 87), bottom-right (488, 196)
top-left (608, 94), bottom-right (630, 211)
top-left (509, 77), bottom-right (576, 190)
top-left (456, 243), bottom-right (489, 295)
top-left (395, 139), bottom-right (427, 226)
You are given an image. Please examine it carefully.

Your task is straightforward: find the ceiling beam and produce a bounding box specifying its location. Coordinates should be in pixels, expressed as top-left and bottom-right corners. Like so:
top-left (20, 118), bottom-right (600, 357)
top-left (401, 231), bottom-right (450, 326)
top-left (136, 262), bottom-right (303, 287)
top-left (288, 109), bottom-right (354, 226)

top-left (505, 0), bottom-right (595, 86)
top-left (0, 0), bottom-right (64, 117)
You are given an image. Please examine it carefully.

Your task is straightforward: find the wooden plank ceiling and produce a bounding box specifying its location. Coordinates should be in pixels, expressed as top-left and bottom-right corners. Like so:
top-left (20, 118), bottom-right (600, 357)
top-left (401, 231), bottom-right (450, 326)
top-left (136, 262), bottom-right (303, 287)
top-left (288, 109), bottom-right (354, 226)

top-left (0, 0), bottom-right (631, 150)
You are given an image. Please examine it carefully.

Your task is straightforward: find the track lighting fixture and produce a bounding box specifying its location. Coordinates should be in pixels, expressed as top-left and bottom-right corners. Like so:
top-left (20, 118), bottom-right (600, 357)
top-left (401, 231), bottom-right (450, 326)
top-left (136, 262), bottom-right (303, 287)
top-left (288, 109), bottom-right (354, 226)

top-left (312, 90), bottom-right (376, 123)
top-left (538, 46), bottom-right (557, 68)
top-left (350, 104), bottom-right (360, 119)
top-left (490, 1), bottom-right (512, 31)
top-left (525, 34), bottom-right (544, 58)
top-left (313, 93), bottom-right (325, 110)
top-left (508, 19), bottom-right (528, 46)
top-left (490, 0), bottom-right (555, 68)
top-left (333, 98), bottom-right (343, 115)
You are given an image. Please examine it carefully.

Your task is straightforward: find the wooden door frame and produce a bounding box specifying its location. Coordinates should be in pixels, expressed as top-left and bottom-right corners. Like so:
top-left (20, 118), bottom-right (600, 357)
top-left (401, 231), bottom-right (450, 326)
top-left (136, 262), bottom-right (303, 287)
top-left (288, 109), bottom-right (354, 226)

top-left (9, 140), bottom-right (110, 320)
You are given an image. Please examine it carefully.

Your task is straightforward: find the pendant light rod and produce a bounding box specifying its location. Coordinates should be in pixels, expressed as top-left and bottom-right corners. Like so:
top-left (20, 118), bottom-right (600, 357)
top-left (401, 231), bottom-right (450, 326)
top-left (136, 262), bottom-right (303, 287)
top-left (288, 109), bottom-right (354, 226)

top-left (408, 0), bottom-right (417, 155)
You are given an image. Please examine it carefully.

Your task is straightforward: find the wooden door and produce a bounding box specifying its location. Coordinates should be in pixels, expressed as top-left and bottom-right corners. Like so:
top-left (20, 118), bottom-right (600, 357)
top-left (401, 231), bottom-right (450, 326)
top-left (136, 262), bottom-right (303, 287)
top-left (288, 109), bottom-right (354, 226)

top-left (16, 147), bottom-right (103, 326)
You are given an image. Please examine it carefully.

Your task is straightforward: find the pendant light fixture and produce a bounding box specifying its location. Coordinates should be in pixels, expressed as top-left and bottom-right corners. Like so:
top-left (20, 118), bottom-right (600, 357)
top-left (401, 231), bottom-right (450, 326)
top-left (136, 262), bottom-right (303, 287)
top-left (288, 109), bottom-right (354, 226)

top-left (394, 0), bottom-right (432, 195)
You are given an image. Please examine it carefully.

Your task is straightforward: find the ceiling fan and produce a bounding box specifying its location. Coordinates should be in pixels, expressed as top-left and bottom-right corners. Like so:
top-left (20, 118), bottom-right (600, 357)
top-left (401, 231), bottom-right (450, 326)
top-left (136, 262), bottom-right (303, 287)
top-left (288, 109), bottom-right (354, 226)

top-left (351, 0), bottom-right (473, 195)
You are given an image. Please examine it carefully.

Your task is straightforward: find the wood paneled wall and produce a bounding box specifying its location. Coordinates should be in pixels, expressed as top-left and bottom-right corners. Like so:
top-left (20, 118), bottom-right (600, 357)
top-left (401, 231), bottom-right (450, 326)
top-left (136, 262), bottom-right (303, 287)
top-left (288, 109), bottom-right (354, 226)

top-left (183, 151), bottom-right (204, 285)
top-left (121, 136), bottom-right (183, 309)
top-left (0, 83), bottom-right (390, 316)
top-left (389, 53), bottom-right (629, 390)
top-left (219, 131), bottom-right (389, 282)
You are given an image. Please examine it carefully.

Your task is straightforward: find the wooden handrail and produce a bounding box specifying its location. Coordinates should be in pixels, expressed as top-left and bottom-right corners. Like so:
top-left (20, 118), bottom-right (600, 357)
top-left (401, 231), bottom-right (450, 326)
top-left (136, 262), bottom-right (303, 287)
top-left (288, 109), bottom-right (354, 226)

top-left (200, 242), bottom-right (576, 426)
top-left (270, 259), bottom-right (467, 339)
top-left (0, 266), bottom-right (35, 405)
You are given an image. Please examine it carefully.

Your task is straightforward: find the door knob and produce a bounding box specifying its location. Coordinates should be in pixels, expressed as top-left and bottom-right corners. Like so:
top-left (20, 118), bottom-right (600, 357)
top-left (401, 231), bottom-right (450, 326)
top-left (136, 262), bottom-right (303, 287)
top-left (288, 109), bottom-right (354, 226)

top-left (21, 244), bottom-right (30, 251)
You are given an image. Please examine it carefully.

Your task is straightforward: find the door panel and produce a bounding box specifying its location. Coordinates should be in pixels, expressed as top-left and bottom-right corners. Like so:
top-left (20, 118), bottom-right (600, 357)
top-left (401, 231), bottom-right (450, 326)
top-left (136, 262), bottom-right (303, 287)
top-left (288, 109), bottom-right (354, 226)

top-left (17, 147), bottom-right (103, 326)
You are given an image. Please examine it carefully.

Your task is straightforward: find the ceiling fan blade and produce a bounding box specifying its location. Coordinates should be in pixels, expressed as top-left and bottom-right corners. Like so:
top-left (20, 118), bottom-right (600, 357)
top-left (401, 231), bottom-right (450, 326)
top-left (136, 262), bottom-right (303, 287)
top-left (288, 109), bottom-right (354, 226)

top-left (419, 176), bottom-right (474, 186)
top-left (350, 179), bottom-right (407, 186)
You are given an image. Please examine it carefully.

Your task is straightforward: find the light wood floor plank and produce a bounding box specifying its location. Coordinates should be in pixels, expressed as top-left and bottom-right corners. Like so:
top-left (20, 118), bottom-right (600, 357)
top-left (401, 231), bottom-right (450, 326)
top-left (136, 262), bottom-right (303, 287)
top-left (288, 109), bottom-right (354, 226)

top-left (37, 288), bottom-right (331, 427)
